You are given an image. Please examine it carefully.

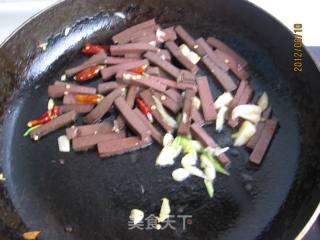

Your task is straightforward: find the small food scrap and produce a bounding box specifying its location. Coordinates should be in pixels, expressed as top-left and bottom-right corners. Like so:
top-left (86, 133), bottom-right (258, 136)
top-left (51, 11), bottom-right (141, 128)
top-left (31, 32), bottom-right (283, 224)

top-left (58, 135), bottom-right (70, 152)
top-left (114, 12), bottom-right (126, 19)
top-left (0, 173), bottom-right (6, 182)
top-left (60, 74), bottom-right (67, 81)
top-left (64, 27), bottom-right (71, 36)
top-left (22, 231), bottom-right (41, 240)
top-left (38, 42), bottom-right (48, 51)
top-left (129, 209), bottom-right (144, 225)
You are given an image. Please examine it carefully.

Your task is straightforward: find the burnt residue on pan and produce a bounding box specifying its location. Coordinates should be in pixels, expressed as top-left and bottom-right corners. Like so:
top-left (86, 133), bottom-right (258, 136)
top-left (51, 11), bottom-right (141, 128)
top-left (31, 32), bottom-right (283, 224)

top-left (0, 0), bottom-right (319, 240)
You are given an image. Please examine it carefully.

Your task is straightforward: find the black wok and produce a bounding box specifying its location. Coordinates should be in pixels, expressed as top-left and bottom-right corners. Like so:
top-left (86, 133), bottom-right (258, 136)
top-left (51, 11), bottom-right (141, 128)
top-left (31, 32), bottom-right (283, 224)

top-left (0, 0), bottom-right (319, 239)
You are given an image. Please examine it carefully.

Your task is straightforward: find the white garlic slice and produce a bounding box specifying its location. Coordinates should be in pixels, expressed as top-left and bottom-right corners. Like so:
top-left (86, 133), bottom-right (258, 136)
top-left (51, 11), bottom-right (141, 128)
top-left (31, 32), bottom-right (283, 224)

top-left (158, 198), bottom-right (171, 222)
top-left (47, 98), bottom-right (55, 111)
top-left (257, 92), bottom-right (268, 112)
top-left (179, 44), bottom-right (191, 56)
top-left (130, 209), bottom-right (144, 224)
top-left (184, 165), bottom-right (206, 179)
top-left (156, 145), bottom-right (181, 166)
top-left (231, 104), bottom-right (262, 123)
top-left (193, 96), bottom-right (201, 110)
top-left (172, 168), bottom-right (191, 182)
top-left (216, 106), bottom-right (228, 132)
top-left (187, 51), bottom-right (201, 64)
top-left (181, 152), bottom-right (198, 167)
top-left (58, 135), bottom-right (70, 152)
top-left (233, 121), bottom-right (256, 146)
top-left (214, 92), bottom-right (233, 109)
top-left (163, 133), bottom-right (174, 147)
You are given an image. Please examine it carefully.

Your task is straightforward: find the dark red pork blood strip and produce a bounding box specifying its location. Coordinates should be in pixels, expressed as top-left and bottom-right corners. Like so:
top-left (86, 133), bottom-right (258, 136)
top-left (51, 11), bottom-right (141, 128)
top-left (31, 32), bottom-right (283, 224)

top-left (65, 51), bottom-right (107, 77)
top-left (227, 84), bottom-right (253, 128)
top-left (127, 24), bottom-right (160, 43)
top-left (114, 97), bottom-right (151, 141)
top-left (146, 66), bottom-right (162, 76)
top-left (72, 131), bottom-right (126, 151)
top-left (196, 38), bottom-right (229, 72)
top-left (59, 104), bottom-right (94, 114)
top-left (98, 136), bottom-right (152, 158)
top-left (190, 123), bottom-right (230, 166)
top-left (177, 89), bottom-right (195, 136)
top-left (83, 88), bottom-right (124, 124)
top-left (191, 108), bottom-right (205, 126)
top-left (48, 83), bottom-right (96, 98)
top-left (196, 76), bottom-right (217, 121)
top-left (156, 49), bottom-right (171, 61)
top-left (214, 49), bottom-right (250, 80)
top-left (101, 59), bottom-right (149, 81)
top-left (133, 108), bottom-right (164, 145)
top-left (140, 89), bottom-right (175, 133)
top-left (152, 91), bottom-right (182, 113)
top-left (174, 25), bottom-right (206, 56)
top-left (112, 19), bottom-right (156, 44)
top-left (144, 51), bottom-right (181, 79)
top-left (63, 94), bottom-right (77, 105)
top-left (202, 56), bottom-right (237, 92)
top-left (206, 36), bottom-right (248, 72)
top-left (116, 71), bottom-right (167, 93)
top-left (105, 56), bottom-right (141, 65)
top-left (66, 122), bottom-right (114, 140)
top-left (110, 43), bottom-right (157, 56)
top-left (165, 88), bottom-right (183, 107)
top-left (249, 118), bottom-right (278, 165)
top-left (126, 86), bottom-right (139, 108)
top-left (164, 40), bottom-right (199, 73)
top-left (98, 82), bottom-right (123, 94)
top-left (246, 107), bottom-right (272, 149)
top-left (124, 53), bottom-right (142, 59)
top-left (29, 110), bottom-right (77, 140)
top-left (228, 80), bottom-right (248, 110)
top-left (132, 27), bottom-right (177, 45)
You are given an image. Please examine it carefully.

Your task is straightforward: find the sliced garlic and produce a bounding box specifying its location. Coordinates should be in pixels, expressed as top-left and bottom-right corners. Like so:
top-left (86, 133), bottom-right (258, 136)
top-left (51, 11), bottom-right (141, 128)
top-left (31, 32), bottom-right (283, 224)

top-left (184, 165), bottom-right (206, 179)
top-left (179, 44), bottom-right (200, 64)
top-left (156, 145), bottom-right (181, 166)
top-left (163, 133), bottom-right (174, 146)
top-left (47, 98), bottom-right (55, 111)
top-left (130, 209), bottom-right (144, 224)
top-left (216, 106), bottom-right (228, 132)
top-left (187, 51), bottom-right (201, 64)
top-left (193, 96), bottom-right (201, 110)
top-left (172, 168), bottom-right (190, 182)
top-left (233, 121), bottom-right (256, 146)
top-left (191, 140), bottom-right (202, 152)
top-left (214, 92), bottom-right (233, 109)
top-left (60, 74), bottom-right (67, 81)
top-left (156, 29), bottom-right (166, 42)
top-left (158, 198), bottom-right (171, 222)
top-left (257, 92), bottom-right (268, 112)
top-left (200, 155), bottom-right (216, 181)
top-left (231, 104), bottom-right (262, 123)
top-left (179, 44), bottom-right (191, 56)
top-left (181, 151), bottom-right (198, 167)
top-left (58, 135), bottom-right (70, 152)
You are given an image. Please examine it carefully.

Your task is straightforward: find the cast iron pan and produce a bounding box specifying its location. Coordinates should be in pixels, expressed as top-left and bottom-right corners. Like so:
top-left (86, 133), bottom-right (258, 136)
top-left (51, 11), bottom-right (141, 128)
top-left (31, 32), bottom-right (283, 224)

top-left (0, 0), bottom-right (320, 239)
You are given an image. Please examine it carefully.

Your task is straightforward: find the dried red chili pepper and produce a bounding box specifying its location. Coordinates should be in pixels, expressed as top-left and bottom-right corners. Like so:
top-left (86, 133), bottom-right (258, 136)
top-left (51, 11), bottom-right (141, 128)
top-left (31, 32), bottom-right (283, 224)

top-left (27, 106), bottom-right (60, 127)
top-left (135, 97), bottom-right (153, 122)
top-left (75, 94), bottom-right (104, 104)
top-left (73, 65), bottom-right (102, 82)
top-left (129, 64), bottom-right (148, 75)
top-left (81, 43), bottom-right (110, 55)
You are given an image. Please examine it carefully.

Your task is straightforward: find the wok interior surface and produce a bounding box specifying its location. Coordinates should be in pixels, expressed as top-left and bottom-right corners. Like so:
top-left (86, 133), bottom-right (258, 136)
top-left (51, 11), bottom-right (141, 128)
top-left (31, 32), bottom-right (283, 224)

top-left (0, 0), bottom-right (319, 240)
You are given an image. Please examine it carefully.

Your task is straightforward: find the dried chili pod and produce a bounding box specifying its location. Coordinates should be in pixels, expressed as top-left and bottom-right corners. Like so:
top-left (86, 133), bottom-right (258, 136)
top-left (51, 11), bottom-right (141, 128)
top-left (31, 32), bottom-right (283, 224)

top-left (75, 94), bottom-right (104, 104)
top-left (135, 97), bottom-right (153, 122)
top-left (73, 65), bottom-right (103, 82)
top-left (81, 43), bottom-right (110, 55)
